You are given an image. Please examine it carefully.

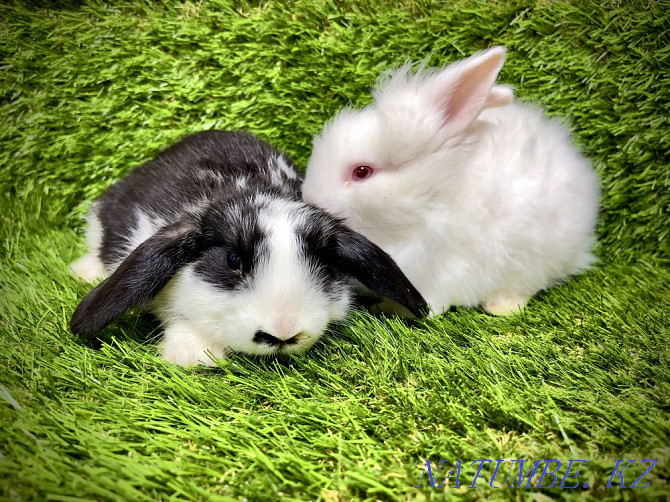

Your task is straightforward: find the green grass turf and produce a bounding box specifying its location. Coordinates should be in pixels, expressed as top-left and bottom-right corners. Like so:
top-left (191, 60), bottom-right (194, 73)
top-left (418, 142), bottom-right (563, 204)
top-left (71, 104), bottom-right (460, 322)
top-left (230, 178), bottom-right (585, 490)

top-left (1, 0), bottom-right (668, 500)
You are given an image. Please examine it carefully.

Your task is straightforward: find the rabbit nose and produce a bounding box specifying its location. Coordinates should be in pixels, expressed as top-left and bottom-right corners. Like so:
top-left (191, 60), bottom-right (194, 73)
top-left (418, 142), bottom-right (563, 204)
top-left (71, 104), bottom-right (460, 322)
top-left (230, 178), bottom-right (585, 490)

top-left (253, 330), bottom-right (299, 346)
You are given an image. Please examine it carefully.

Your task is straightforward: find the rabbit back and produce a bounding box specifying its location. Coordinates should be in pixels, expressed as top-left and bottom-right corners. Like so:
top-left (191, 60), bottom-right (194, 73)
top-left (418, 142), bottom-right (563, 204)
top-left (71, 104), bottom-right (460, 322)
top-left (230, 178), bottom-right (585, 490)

top-left (87, 131), bottom-right (301, 274)
top-left (401, 102), bottom-right (600, 312)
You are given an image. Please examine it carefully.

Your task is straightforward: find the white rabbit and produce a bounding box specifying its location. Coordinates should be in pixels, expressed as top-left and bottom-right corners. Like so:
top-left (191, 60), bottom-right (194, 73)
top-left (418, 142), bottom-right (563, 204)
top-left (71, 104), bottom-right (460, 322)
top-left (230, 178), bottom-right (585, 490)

top-left (70, 130), bottom-right (426, 366)
top-left (303, 47), bottom-right (600, 315)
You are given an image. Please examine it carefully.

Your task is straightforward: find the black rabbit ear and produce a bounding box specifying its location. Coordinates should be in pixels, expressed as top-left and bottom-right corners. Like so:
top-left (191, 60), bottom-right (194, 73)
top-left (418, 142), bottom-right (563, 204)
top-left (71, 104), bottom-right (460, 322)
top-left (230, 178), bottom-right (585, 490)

top-left (328, 225), bottom-right (428, 317)
top-left (71, 220), bottom-right (213, 338)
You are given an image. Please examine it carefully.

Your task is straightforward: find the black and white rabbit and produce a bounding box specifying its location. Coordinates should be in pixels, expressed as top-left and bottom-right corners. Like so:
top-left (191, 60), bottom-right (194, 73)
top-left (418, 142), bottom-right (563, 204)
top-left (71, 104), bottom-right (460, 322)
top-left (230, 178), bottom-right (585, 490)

top-left (303, 47), bottom-right (600, 316)
top-left (70, 131), bottom-right (426, 366)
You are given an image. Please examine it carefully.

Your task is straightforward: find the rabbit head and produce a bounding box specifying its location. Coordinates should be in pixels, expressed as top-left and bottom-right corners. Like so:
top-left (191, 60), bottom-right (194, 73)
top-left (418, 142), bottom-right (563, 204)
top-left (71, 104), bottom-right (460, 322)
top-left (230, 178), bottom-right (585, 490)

top-left (71, 193), bottom-right (427, 359)
top-left (302, 47), bottom-right (511, 233)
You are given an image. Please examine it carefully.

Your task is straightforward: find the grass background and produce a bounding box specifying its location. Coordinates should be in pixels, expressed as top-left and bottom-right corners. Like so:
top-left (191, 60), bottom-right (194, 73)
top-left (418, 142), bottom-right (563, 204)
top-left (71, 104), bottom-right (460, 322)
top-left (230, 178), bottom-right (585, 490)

top-left (1, 0), bottom-right (668, 500)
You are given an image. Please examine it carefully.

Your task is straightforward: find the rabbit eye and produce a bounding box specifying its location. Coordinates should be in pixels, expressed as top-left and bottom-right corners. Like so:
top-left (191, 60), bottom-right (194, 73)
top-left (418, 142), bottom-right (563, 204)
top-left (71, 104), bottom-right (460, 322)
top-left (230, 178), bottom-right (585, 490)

top-left (226, 249), bottom-right (242, 275)
top-left (352, 165), bottom-right (374, 181)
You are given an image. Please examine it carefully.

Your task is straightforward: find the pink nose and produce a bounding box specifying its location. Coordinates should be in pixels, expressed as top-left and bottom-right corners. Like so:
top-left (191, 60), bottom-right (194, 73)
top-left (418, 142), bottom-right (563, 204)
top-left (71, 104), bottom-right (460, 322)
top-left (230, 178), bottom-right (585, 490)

top-left (270, 318), bottom-right (300, 341)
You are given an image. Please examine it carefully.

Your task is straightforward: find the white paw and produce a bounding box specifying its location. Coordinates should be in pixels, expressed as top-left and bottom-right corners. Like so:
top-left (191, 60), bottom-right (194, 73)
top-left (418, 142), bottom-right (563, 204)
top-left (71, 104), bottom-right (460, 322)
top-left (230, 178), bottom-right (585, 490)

top-left (370, 297), bottom-right (417, 319)
top-left (70, 254), bottom-right (106, 282)
top-left (159, 320), bottom-right (226, 367)
top-left (484, 293), bottom-right (529, 316)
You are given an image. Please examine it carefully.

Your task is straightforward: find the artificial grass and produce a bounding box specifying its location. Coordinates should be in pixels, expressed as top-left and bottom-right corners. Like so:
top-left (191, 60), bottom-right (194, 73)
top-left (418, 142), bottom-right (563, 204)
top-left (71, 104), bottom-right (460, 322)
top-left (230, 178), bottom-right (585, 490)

top-left (0, 0), bottom-right (668, 500)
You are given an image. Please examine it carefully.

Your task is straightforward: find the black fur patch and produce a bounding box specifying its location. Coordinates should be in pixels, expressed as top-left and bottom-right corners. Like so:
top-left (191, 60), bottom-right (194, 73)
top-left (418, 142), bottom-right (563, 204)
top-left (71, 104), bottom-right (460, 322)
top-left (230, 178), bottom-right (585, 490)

top-left (193, 199), bottom-right (268, 290)
top-left (96, 131), bottom-right (301, 268)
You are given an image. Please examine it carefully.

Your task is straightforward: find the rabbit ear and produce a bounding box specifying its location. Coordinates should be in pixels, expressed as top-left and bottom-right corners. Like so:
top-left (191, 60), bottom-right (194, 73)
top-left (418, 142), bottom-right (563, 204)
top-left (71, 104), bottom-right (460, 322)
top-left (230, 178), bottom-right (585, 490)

top-left (71, 219), bottom-right (213, 338)
top-left (328, 225), bottom-right (428, 317)
top-left (432, 46), bottom-right (506, 137)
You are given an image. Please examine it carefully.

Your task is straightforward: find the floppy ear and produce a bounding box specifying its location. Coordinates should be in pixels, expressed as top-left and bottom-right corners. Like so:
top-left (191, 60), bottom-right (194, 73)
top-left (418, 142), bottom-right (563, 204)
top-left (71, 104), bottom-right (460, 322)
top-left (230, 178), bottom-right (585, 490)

top-left (71, 220), bottom-right (213, 338)
top-left (431, 46), bottom-right (506, 138)
top-left (329, 226), bottom-right (428, 317)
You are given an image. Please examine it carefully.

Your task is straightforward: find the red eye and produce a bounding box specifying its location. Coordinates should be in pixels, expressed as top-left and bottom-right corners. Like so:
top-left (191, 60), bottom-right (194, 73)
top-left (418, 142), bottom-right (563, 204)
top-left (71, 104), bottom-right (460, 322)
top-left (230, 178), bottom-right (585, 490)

top-left (352, 165), bottom-right (374, 181)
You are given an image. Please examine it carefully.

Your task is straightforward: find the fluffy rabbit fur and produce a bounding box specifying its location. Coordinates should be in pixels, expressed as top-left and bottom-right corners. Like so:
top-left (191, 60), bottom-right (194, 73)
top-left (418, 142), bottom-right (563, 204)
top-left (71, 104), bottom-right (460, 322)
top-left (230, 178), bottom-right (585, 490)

top-left (70, 131), bottom-right (426, 366)
top-left (303, 47), bottom-right (600, 315)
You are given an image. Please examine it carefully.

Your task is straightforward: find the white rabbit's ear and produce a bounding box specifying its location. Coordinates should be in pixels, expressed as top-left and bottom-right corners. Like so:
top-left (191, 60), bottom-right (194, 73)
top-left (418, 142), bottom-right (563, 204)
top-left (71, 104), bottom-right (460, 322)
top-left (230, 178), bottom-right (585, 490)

top-left (485, 85), bottom-right (514, 108)
top-left (432, 46), bottom-right (506, 137)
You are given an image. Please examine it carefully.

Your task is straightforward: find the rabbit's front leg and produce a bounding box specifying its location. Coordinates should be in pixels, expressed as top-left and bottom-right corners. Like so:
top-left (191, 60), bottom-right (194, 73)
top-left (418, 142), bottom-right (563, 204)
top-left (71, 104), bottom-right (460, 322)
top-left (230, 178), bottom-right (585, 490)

top-left (159, 319), bottom-right (225, 366)
top-left (483, 293), bottom-right (528, 316)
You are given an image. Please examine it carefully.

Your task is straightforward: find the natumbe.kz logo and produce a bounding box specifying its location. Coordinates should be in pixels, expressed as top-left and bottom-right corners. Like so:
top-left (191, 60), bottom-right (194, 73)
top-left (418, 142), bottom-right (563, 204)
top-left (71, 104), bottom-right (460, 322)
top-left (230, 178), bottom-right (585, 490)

top-left (415, 459), bottom-right (659, 490)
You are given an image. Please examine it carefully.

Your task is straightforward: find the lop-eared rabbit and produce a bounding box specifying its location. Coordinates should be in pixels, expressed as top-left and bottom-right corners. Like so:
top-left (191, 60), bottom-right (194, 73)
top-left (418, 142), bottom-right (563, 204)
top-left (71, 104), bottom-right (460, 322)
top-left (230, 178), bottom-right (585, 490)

top-left (71, 131), bottom-right (426, 366)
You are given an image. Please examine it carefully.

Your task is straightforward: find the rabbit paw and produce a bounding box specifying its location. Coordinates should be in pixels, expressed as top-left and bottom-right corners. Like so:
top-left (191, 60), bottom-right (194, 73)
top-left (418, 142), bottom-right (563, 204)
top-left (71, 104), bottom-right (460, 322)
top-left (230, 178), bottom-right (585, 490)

top-left (370, 297), bottom-right (417, 319)
top-left (483, 293), bottom-right (528, 316)
top-left (160, 320), bottom-right (225, 366)
top-left (70, 254), bottom-right (106, 282)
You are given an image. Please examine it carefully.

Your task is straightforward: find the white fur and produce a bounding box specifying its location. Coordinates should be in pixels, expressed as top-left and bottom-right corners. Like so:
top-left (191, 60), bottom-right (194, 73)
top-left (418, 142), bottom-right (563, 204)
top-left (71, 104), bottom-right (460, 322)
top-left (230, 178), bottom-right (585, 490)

top-left (303, 47), bottom-right (600, 315)
top-left (107, 211), bottom-right (167, 272)
top-left (272, 154), bottom-right (298, 179)
top-left (70, 253), bottom-right (106, 282)
top-left (151, 198), bottom-right (350, 365)
top-left (235, 176), bottom-right (248, 190)
top-left (159, 318), bottom-right (227, 367)
top-left (70, 207), bottom-right (171, 280)
top-left (127, 211), bottom-right (166, 254)
top-left (70, 205), bottom-right (107, 282)
top-left (269, 168), bottom-right (283, 186)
